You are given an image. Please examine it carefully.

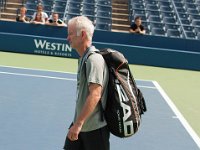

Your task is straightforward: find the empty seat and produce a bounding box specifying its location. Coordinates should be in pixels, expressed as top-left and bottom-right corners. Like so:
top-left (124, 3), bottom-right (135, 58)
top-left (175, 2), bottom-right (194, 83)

top-left (146, 10), bottom-right (160, 17)
top-left (183, 26), bottom-right (194, 32)
top-left (148, 16), bottom-right (162, 22)
top-left (97, 11), bottom-right (112, 18)
top-left (165, 24), bottom-right (180, 30)
top-left (187, 8), bottom-right (199, 15)
top-left (185, 3), bottom-right (197, 9)
top-left (158, 1), bottom-right (171, 7)
top-left (161, 12), bottom-right (175, 18)
top-left (67, 7), bottom-right (81, 14)
top-left (68, 2), bottom-right (82, 9)
top-left (151, 28), bottom-right (166, 36)
top-left (131, 3), bottom-right (145, 10)
top-left (83, 0), bottom-right (96, 4)
top-left (83, 3), bottom-right (96, 11)
top-left (65, 13), bottom-right (80, 22)
top-left (150, 22), bottom-right (165, 30)
top-left (97, 5), bottom-right (112, 12)
top-left (195, 27), bottom-right (200, 34)
top-left (176, 8), bottom-right (187, 13)
top-left (189, 14), bottom-right (200, 20)
top-left (181, 19), bottom-right (191, 25)
top-left (96, 17), bottom-right (112, 25)
top-left (97, 0), bottom-right (112, 6)
top-left (167, 29), bottom-right (181, 38)
top-left (43, 5), bottom-right (52, 12)
top-left (163, 17), bottom-right (177, 24)
top-left (132, 9), bottom-right (146, 16)
top-left (178, 13), bottom-right (189, 19)
top-left (185, 31), bottom-right (196, 39)
top-left (95, 23), bottom-right (111, 31)
top-left (41, 0), bottom-right (54, 6)
top-left (26, 0), bottom-right (39, 4)
top-left (54, 1), bottom-right (67, 7)
top-left (144, 0), bottom-right (158, 5)
top-left (146, 4), bottom-right (159, 10)
top-left (160, 6), bottom-right (173, 12)
top-left (26, 3), bottom-right (37, 10)
top-left (130, 0), bottom-right (144, 5)
top-left (82, 9), bottom-right (95, 16)
top-left (53, 6), bottom-right (66, 13)
top-left (26, 9), bottom-right (35, 17)
top-left (184, 0), bottom-right (195, 3)
top-left (192, 20), bottom-right (200, 27)
top-left (174, 2), bottom-right (184, 8)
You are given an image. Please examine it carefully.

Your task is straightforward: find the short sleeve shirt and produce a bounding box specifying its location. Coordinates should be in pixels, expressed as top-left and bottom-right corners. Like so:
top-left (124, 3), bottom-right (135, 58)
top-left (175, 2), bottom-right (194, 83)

top-left (130, 23), bottom-right (145, 33)
top-left (74, 46), bottom-right (109, 132)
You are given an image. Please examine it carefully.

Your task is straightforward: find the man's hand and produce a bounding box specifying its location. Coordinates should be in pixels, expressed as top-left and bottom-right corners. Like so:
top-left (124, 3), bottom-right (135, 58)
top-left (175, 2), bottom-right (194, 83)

top-left (67, 122), bottom-right (82, 141)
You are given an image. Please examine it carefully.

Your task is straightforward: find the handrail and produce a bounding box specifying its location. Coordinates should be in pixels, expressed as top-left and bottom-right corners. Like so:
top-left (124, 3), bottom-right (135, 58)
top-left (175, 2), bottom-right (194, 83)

top-left (170, 0), bottom-right (187, 38)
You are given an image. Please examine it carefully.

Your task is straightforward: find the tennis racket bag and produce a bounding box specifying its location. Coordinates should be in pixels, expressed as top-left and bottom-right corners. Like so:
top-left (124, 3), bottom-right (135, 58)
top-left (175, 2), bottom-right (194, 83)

top-left (98, 48), bottom-right (147, 138)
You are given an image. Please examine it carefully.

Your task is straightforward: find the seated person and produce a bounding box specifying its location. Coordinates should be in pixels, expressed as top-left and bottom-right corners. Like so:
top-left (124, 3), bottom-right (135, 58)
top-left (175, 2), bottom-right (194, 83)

top-left (30, 12), bottom-right (45, 24)
top-left (16, 6), bottom-right (30, 23)
top-left (32, 4), bottom-right (48, 21)
top-left (45, 12), bottom-right (67, 27)
top-left (130, 16), bottom-right (146, 34)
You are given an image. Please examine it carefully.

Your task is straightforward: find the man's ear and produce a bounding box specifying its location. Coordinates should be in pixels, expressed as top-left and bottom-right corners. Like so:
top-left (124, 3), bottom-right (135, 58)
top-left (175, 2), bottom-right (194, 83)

top-left (81, 30), bottom-right (86, 38)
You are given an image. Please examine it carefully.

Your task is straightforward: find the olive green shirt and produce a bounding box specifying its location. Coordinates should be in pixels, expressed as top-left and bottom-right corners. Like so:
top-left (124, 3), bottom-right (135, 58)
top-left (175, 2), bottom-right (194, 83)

top-left (74, 46), bottom-right (109, 132)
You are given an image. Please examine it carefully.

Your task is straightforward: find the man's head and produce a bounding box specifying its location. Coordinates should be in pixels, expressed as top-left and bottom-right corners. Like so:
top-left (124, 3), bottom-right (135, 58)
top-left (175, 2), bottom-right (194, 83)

top-left (20, 6), bottom-right (27, 16)
top-left (67, 16), bottom-right (94, 53)
top-left (134, 16), bottom-right (142, 26)
top-left (52, 13), bottom-right (59, 22)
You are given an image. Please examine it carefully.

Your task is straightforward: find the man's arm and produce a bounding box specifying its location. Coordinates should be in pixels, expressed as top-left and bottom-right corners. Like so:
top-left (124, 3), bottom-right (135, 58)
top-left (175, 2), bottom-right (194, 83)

top-left (67, 83), bottom-right (102, 141)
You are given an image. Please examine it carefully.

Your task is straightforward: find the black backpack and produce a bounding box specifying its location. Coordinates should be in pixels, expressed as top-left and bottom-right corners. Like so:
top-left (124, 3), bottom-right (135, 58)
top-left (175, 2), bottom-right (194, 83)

top-left (87, 48), bottom-right (147, 138)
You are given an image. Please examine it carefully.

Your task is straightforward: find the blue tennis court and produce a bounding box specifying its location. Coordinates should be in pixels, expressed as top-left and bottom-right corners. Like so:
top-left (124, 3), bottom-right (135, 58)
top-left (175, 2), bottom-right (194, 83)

top-left (0, 66), bottom-right (199, 150)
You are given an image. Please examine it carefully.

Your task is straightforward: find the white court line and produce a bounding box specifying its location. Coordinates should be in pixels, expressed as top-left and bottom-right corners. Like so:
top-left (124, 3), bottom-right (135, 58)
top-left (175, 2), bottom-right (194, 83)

top-left (0, 70), bottom-right (156, 89)
top-left (0, 65), bottom-right (154, 82)
top-left (153, 81), bottom-right (200, 149)
top-left (0, 71), bottom-right (76, 81)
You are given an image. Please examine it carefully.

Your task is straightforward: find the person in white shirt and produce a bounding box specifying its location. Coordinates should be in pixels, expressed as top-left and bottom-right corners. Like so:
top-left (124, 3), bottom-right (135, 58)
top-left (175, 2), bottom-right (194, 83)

top-left (32, 4), bottom-right (48, 21)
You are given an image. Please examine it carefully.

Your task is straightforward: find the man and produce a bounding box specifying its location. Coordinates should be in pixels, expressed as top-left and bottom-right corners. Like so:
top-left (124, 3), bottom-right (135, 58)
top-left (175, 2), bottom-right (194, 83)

top-left (130, 16), bottom-right (146, 34)
top-left (46, 12), bottom-right (66, 27)
top-left (16, 6), bottom-right (30, 23)
top-left (63, 16), bottom-right (110, 150)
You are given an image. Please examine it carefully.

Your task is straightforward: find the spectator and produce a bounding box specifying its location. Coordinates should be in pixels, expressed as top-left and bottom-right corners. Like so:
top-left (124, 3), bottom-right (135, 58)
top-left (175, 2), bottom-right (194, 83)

top-left (16, 6), bottom-right (30, 23)
top-left (130, 16), bottom-right (146, 34)
top-left (46, 12), bottom-right (66, 27)
top-left (32, 4), bottom-right (48, 21)
top-left (30, 12), bottom-right (45, 24)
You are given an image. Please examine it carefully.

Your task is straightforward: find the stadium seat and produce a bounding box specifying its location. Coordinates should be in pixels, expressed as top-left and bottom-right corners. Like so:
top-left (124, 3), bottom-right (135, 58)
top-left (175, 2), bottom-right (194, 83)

top-left (144, 0), bottom-right (158, 5)
top-left (67, 7), bottom-right (81, 15)
top-left (26, 3), bottom-right (37, 10)
top-left (178, 13), bottom-right (189, 20)
top-left (163, 17), bottom-right (177, 24)
top-left (95, 23), bottom-right (111, 31)
top-left (146, 10), bottom-right (160, 17)
top-left (185, 3), bottom-right (197, 9)
top-left (146, 4), bottom-right (159, 11)
top-left (82, 9), bottom-right (96, 17)
top-left (97, 0), bottom-right (112, 6)
top-left (192, 20), bottom-right (200, 27)
top-left (26, 0), bottom-right (39, 4)
top-left (158, 1), bottom-right (171, 7)
top-left (83, 3), bottom-right (96, 11)
top-left (148, 16), bottom-right (162, 23)
top-left (176, 8), bottom-right (187, 13)
top-left (197, 32), bottom-right (200, 40)
top-left (183, 26), bottom-right (194, 32)
top-left (187, 8), bottom-right (199, 15)
top-left (167, 29), bottom-right (181, 38)
top-left (26, 9), bottom-right (35, 17)
top-left (97, 11), bottom-right (112, 19)
top-left (96, 17), bottom-right (112, 25)
top-left (83, 0), bottom-right (96, 4)
top-left (131, 3), bottom-right (145, 10)
top-left (150, 22), bottom-right (165, 30)
top-left (161, 12), bottom-right (175, 18)
top-left (194, 27), bottom-right (200, 34)
top-left (185, 31), bottom-right (197, 39)
top-left (151, 28), bottom-right (166, 36)
top-left (97, 5), bottom-right (112, 12)
top-left (180, 19), bottom-right (191, 25)
top-left (41, 0), bottom-right (54, 6)
top-left (174, 2), bottom-right (184, 8)
top-left (53, 6), bottom-right (66, 13)
top-left (43, 5), bottom-right (52, 12)
top-left (68, 2), bottom-right (82, 10)
top-left (54, 1), bottom-right (67, 7)
top-left (189, 14), bottom-right (200, 21)
top-left (160, 6), bottom-right (173, 12)
top-left (165, 24), bottom-right (180, 31)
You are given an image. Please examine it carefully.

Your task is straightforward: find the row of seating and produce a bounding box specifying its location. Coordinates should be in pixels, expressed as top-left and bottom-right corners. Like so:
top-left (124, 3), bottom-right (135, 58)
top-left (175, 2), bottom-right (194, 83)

top-left (24, 0), bottom-right (112, 31)
top-left (129, 0), bottom-right (200, 39)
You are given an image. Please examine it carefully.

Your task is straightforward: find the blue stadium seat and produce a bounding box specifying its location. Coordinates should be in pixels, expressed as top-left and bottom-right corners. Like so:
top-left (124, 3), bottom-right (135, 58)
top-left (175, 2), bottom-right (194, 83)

top-left (68, 0), bottom-right (82, 4)
top-left (97, 5), bottom-right (112, 12)
top-left (43, 5), bottom-right (52, 12)
top-left (26, 9), bottom-right (35, 17)
top-left (158, 1), bottom-right (171, 7)
top-left (187, 8), bottom-right (199, 15)
top-left (163, 17), bottom-right (177, 24)
top-left (184, 0), bottom-right (195, 3)
top-left (131, 3), bottom-right (145, 10)
top-left (174, 2), bottom-right (184, 8)
top-left (151, 28), bottom-right (166, 36)
top-left (97, 11), bottom-right (112, 18)
top-left (95, 23), bottom-right (111, 31)
top-left (96, 17), bottom-right (112, 25)
top-left (150, 22), bottom-right (165, 30)
top-left (53, 6), bottom-right (66, 13)
top-left (97, 0), bottom-right (112, 6)
top-left (167, 29), bottom-right (181, 38)
top-left (176, 8), bottom-right (187, 13)
top-left (146, 4), bottom-right (159, 11)
top-left (67, 7), bottom-right (81, 15)
top-left (148, 16), bottom-right (162, 23)
top-left (132, 9), bottom-right (146, 16)
top-left (189, 14), bottom-right (200, 20)
top-left (82, 9), bottom-right (96, 17)
top-left (178, 13), bottom-right (189, 19)
top-left (180, 19), bottom-right (191, 25)
top-left (83, 3), bottom-right (96, 11)
top-left (160, 6), bottom-right (173, 12)
top-left (65, 13), bottom-right (80, 22)
top-left (197, 32), bottom-right (200, 40)
top-left (183, 26), bottom-right (194, 32)
top-left (146, 10), bottom-right (160, 17)
top-left (165, 24), bottom-right (180, 31)
top-left (83, 0), bottom-right (96, 4)
top-left (185, 31), bottom-right (196, 39)
top-left (192, 20), bottom-right (200, 27)
top-left (68, 2), bottom-right (82, 10)
top-left (194, 27), bottom-right (200, 34)
top-left (161, 12), bottom-right (174, 18)
top-left (41, 0), bottom-right (54, 6)
top-left (26, 0), bottom-right (39, 4)
top-left (185, 3), bottom-right (197, 9)
top-left (26, 3), bottom-right (37, 10)
top-left (54, 1), bottom-right (67, 7)
top-left (144, 0), bottom-right (158, 5)
top-left (129, 0), bottom-right (144, 5)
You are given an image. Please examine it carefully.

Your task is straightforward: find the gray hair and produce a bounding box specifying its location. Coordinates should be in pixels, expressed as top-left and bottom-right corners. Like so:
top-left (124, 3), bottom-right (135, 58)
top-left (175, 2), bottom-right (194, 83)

top-left (68, 16), bottom-right (94, 41)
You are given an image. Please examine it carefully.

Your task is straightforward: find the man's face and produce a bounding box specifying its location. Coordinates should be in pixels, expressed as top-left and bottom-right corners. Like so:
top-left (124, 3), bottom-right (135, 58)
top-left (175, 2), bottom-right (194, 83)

top-left (53, 14), bottom-right (58, 21)
top-left (37, 6), bottom-right (43, 12)
top-left (67, 24), bottom-right (81, 50)
top-left (135, 19), bottom-right (142, 26)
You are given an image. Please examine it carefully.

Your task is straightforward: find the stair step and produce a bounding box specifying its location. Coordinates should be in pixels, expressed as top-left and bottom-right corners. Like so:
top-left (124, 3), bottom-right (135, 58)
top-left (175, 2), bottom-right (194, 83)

top-left (112, 8), bottom-right (129, 14)
top-left (3, 7), bottom-right (18, 14)
top-left (112, 3), bottom-right (128, 9)
top-left (4, 2), bottom-right (23, 8)
top-left (0, 13), bottom-right (17, 20)
top-left (6, 0), bottom-right (23, 3)
top-left (112, 19), bottom-right (130, 25)
top-left (112, 23), bottom-right (130, 31)
top-left (112, 13), bottom-right (129, 19)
